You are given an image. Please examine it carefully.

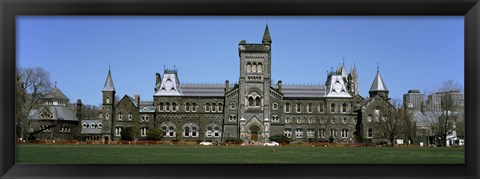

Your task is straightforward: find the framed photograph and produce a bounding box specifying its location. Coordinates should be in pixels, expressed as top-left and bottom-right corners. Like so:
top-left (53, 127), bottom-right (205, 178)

top-left (1, 0), bottom-right (479, 178)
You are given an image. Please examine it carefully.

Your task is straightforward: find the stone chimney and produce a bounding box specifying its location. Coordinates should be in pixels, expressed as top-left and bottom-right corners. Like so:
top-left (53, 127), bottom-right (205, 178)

top-left (76, 99), bottom-right (82, 120)
top-left (278, 80), bottom-right (282, 93)
top-left (225, 80), bottom-right (230, 92)
top-left (134, 94), bottom-right (140, 109)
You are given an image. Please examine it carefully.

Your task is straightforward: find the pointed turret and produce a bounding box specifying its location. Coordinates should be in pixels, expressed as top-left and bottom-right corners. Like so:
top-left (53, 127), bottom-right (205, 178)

top-left (262, 25), bottom-right (272, 44)
top-left (102, 69), bottom-right (115, 92)
top-left (340, 62), bottom-right (348, 80)
top-left (369, 66), bottom-right (389, 99)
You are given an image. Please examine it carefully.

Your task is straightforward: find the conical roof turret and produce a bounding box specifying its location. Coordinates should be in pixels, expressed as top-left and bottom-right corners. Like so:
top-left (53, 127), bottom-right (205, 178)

top-left (102, 69), bottom-right (115, 92)
top-left (369, 68), bottom-right (388, 92)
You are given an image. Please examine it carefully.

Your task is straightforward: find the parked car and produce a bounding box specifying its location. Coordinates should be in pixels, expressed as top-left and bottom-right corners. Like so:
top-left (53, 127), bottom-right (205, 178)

top-left (263, 141), bottom-right (280, 146)
top-left (199, 142), bottom-right (213, 146)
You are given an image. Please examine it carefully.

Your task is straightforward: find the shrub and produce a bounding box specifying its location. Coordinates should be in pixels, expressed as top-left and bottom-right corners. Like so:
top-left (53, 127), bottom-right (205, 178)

top-left (120, 127), bottom-right (134, 141)
top-left (328, 136), bottom-right (335, 143)
top-left (146, 128), bottom-right (163, 141)
top-left (224, 137), bottom-right (243, 143)
top-left (318, 139), bottom-right (329, 143)
top-left (269, 135), bottom-right (292, 144)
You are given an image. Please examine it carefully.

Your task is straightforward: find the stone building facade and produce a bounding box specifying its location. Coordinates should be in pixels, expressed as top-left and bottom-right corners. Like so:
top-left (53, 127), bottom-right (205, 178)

top-left (99, 26), bottom-right (392, 143)
top-left (27, 86), bottom-right (81, 141)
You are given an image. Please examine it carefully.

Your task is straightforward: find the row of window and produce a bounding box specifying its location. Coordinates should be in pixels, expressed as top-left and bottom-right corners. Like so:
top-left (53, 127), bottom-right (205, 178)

top-left (284, 103), bottom-right (351, 114)
top-left (247, 96), bottom-right (261, 107)
top-left (283, 129), bottom-right (351, 139)
top-left (40, 125), bottom-right (71, 133)
top-left (246, 62), bottom-right (263, 73)
top-left (279, 116), bottom-right (357, 124)
top-left (114, 122), bottom-right (222, 138)
top-left (157, 102), bottom-right (224, 113)
top-left (45, 101), bottom-right (66, 106)
top-left (82, 123), bottom-right (102, 129)
top-left (116, 112), bottom-right (133, 121)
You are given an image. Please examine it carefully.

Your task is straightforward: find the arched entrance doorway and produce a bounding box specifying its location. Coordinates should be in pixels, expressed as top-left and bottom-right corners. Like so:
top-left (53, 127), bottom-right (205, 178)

top-left (250, 125), bottom-right (261, 141)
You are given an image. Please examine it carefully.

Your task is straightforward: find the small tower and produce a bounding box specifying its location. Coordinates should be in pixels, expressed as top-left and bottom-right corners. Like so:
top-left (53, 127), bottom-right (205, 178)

top-left (368, 65), bottom-right (389, 99)
top-left (76, 99), bottom-right (82, 120)
top-left (102, 68), bottom-right (116, 142)
top-left (348, 63), bottom-right (359, 96)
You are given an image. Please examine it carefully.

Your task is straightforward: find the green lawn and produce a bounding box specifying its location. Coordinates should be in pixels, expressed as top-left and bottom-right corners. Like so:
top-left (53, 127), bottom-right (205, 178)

top-left (16, 144), bottom-right (464, 164)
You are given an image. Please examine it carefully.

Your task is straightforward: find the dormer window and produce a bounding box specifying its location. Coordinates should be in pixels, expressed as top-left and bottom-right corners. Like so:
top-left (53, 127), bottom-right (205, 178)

top-left (40, 111), bottom-right (53, 119)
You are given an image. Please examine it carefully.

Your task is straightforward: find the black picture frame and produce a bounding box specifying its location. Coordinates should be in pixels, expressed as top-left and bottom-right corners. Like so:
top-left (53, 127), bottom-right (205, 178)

top-left (1, 0), bottom-right (479, 178)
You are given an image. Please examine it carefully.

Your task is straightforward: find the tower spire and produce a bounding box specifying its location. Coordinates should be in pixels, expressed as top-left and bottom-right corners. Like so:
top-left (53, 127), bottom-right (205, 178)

top-left (262, 25), bottom-right (272, 44)
top-left (369, 64), bottom-right (389, 99)
top-left (102, 67), bottom-right (115, 92)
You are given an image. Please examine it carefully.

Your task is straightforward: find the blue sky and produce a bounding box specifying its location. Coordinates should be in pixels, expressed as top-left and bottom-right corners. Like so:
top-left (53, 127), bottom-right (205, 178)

top-left (17, 16), bottom-right (464, 105)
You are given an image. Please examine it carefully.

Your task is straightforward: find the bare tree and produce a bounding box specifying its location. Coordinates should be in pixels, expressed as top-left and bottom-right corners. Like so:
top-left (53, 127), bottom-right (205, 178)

top-left (16, 67), bottom-right (53, 139)
top-left (422, 80), bottom-right (463, 147)
top-left (371, 99), bottom-right (411, 146)
top-left (69, 102), bottom-right (102, 120)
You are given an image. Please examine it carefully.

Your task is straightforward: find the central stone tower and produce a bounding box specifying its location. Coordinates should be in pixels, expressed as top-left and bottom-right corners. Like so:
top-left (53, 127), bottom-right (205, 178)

top-left (237, 25), bottom-right (272, 141)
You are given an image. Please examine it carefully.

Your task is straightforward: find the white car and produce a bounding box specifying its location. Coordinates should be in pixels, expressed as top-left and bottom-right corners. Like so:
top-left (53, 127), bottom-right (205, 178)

top-left (263, 141), bottom-right (280, 146)
top-left (199, 142), bottom-right (213, 146)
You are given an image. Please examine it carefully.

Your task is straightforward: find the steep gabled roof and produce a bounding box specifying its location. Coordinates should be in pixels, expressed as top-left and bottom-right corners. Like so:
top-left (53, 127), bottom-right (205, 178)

top-left (102, 70), bottom-right (115, 92)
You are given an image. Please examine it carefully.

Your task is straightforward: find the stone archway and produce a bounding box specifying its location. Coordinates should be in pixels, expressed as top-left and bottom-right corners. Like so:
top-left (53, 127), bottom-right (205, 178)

top-left (250, 125), bottom-right (261, 141)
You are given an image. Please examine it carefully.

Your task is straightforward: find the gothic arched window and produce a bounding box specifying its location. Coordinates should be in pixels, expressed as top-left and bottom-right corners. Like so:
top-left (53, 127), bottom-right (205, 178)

top-left (248, 97), bottom-right (254, 107)
top-left (255, 97), bottom-right (261, 107)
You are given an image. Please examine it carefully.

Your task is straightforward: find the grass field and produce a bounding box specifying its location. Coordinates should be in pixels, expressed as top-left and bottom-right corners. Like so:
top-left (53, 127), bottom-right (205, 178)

top-left (16, 144), bottom-right (464, 164)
